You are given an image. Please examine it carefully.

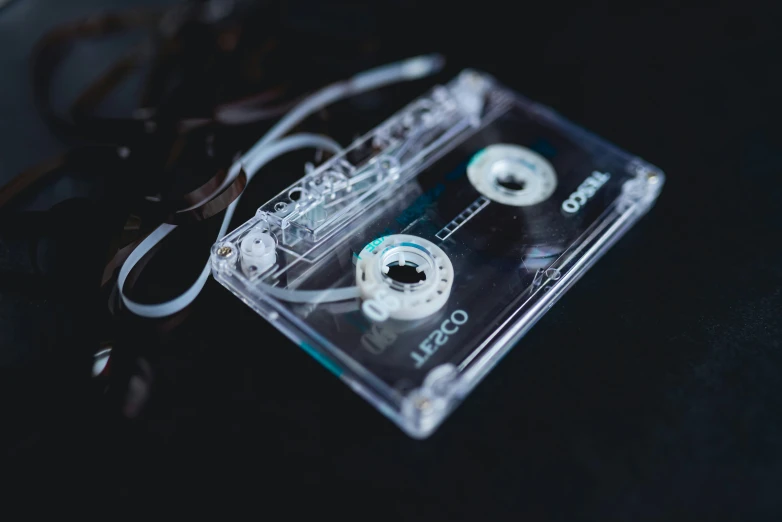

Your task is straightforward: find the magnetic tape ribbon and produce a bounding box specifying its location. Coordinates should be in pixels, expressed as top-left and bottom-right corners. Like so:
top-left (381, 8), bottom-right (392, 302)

top-left (1, 6), bottom-right (446, 375)
top-left (3, 41), bottom-right (444, 320)
top-left (19, 2), bottom-right (304, 222)
top-left (6, 0), bottom-right (276, 282)
top-left (0, 144), bottom-right (247, 302)
top-left (30, 2), bottom-right (295, 145)
top-left (21, 0), bottom-right (378, 223)
top-left (116, 133), bottom-right (343, 318)
top-left (116, 54), bottom-right (445, 318)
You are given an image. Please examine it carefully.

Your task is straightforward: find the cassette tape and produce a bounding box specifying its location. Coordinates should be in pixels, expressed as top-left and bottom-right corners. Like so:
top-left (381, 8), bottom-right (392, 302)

top-left (210, 70), bottom-right (665, 438)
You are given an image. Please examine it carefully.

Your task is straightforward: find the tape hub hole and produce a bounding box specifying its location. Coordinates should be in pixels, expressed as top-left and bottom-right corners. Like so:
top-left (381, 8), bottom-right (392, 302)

top-left (379, 245), bottom-right (432, 291)
top-left (496, 175), bottom-right (526, 192)
top-left (386, 263), bottom-right (426, 284)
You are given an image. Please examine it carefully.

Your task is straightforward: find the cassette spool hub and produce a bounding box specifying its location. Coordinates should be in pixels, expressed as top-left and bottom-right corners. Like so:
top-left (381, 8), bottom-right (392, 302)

top-left (356, 234), bottom-right (454, 322)
top-left (467, 143), bottom-right (558, 206)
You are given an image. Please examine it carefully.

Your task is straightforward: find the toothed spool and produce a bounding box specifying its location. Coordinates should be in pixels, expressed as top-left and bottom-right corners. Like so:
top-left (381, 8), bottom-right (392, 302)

top-left (356, 234), bottom-right (454, 321)
top-left (467, 143), bottom-right (558, 207)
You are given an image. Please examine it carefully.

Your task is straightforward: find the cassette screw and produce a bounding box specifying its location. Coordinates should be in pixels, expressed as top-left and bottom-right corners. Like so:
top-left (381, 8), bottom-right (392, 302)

top-left (216, 246), bottom-right (233, 257)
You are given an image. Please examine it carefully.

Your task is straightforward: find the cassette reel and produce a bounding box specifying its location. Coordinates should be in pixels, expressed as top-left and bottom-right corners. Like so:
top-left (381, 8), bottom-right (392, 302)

top-left (211, 69), bottom-right (665, 438)
top-left (467, 143), bottom-right (558, 206)
top-left (356, 234), bottom-right (454, 322)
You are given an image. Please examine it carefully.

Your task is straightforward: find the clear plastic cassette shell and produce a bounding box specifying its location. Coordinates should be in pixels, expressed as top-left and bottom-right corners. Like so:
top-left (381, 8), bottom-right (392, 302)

top-left (211, 70), bottom-right (665, 438)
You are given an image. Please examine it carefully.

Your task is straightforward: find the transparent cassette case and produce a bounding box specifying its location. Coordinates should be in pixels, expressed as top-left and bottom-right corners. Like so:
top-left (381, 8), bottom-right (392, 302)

top-left (211, 70), bottom-right (664, 438)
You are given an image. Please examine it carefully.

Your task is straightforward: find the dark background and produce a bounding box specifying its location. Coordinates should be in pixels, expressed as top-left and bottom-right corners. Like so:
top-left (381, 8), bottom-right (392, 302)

top-left (2, 1), bottom-right (781, 519)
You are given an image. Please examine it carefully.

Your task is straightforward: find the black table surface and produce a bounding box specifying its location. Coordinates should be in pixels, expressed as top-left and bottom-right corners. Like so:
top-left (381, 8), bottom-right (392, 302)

top-left (2, 2), bottom-right (781, 519)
